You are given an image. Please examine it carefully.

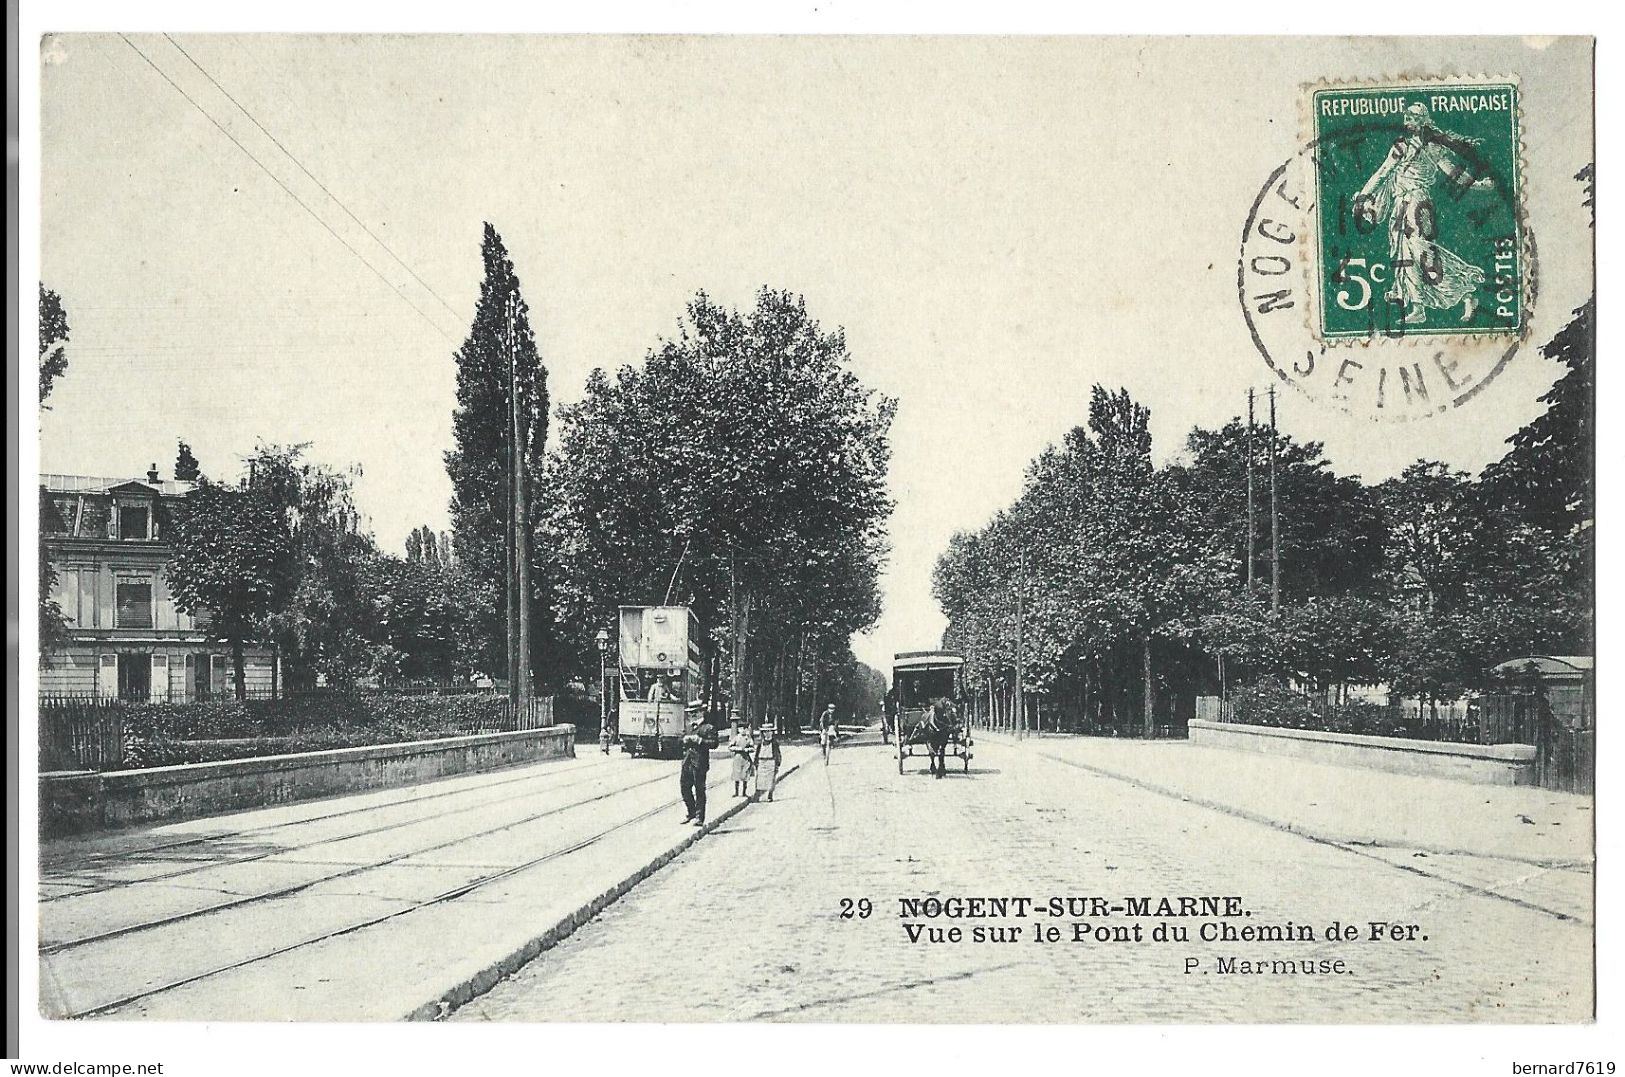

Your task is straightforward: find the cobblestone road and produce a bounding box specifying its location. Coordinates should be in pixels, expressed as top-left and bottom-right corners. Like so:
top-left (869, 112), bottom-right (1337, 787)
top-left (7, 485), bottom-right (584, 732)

top-left (454, 734), bottom-right (1592, 1023)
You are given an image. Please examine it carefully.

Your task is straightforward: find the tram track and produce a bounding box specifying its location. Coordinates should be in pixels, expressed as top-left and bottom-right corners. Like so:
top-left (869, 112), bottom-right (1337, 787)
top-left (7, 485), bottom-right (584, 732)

top-left (1031, 746), bottom-right (1591, 926)
top-left (40, 757), bottom-right (624, 904)
top-left (41, 755), bottom-right (618, 878)
top-left (59, 784), bottom-right (691, 1020)
top-left (40, 769), bottom-right (675, 956)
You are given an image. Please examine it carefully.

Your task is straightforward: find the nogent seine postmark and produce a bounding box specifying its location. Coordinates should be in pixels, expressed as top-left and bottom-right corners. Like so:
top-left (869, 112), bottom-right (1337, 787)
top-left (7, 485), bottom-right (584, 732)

top-left (1239, 78), bottom-right (1534, 421)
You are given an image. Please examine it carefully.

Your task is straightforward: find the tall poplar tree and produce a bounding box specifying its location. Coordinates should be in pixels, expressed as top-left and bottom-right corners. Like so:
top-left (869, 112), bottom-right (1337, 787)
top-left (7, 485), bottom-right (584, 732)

top-left (444, 224), bottom-right (551, 681)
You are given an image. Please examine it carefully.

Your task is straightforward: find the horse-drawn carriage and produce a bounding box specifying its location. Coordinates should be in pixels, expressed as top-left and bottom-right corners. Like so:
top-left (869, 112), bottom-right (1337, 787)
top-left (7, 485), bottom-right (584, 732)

top-left (891, 651), bottom-right (972, 777)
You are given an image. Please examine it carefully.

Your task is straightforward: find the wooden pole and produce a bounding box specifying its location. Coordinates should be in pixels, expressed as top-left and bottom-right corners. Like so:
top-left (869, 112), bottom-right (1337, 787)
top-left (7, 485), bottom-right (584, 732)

top-left (1246, 388), bottom-right (1256, 593)
top-left (1015, 548), bottom-right (1026, 739)
top-left (509, 292), bottom-right (534, 708)
top-left (504, 296), bottom-right (518, 706)
top-left (1269, 385), bottom-right (1281, 615)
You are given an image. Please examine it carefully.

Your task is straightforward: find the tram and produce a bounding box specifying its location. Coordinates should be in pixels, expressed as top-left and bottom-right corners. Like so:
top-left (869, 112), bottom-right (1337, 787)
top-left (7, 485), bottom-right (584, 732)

top-left (892, 650), bottom-right (972, 775)
top-left (616, 605), bottom-right (707, 758)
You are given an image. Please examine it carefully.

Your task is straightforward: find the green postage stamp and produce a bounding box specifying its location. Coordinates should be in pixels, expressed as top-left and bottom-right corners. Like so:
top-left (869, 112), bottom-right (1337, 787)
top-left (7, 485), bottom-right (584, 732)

top-left (1311, 81), bottom-right (1523, 340)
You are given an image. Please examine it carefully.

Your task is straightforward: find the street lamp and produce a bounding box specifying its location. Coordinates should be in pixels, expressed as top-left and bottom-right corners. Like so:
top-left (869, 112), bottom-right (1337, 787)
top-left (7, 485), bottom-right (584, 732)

top-left (596, 627), bottom-right (612, 755)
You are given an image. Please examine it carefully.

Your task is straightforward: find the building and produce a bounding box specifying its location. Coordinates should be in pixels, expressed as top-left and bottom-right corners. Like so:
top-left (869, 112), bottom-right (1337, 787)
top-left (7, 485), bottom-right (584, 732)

top-left (39, 469), bottom-right (280, 701)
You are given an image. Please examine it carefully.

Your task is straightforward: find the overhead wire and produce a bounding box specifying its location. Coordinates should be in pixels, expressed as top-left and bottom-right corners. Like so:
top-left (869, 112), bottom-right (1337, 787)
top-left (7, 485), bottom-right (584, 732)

top-left (162, 33), bottom-right (465, 325)
top-left (116, 34), bottom-right (456, 344)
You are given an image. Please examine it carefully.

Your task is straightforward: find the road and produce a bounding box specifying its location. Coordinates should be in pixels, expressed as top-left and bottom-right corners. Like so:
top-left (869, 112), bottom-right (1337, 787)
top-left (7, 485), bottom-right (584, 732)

top-left (38, 748), bottom-right (795, 1021)
top-left (454, 732), bottom-right (1593, 1023)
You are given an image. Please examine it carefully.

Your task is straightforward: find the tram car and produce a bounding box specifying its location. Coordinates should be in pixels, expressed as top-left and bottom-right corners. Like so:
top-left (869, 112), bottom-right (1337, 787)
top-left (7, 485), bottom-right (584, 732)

top-left (892, 650), bottom-right (972, 775)
top-left (617, 605), bottom-right (707, 758)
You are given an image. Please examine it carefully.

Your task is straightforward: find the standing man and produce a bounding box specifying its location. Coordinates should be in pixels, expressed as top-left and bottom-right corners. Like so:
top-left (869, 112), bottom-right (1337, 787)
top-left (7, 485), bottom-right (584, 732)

top-left (680, 703), bottom-right (719, 825)
top-left (754, 720), bottom-right (782, 801)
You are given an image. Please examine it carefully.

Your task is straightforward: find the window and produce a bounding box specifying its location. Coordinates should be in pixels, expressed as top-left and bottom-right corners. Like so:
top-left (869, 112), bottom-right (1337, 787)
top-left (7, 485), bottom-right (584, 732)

top-left (117, 653), bottom-right (152, 702)
top-left (119, 504), bottom-right (151, 541)
top-left (115, 578), bottom-right (153, 629)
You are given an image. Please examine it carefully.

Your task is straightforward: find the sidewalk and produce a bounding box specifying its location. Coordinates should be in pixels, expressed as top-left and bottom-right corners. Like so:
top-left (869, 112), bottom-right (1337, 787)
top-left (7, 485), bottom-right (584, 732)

top-left (991, 732), bottom-right (1593, 867)
top-left (45, 745), bottom-right (816, 1021)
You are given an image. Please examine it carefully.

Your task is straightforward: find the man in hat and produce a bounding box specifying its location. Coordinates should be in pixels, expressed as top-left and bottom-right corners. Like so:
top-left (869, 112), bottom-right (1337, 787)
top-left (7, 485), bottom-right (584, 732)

top-left (754, 719), bottom-right (782, 801)
top-left (680, 702), bottom-right (718, 825)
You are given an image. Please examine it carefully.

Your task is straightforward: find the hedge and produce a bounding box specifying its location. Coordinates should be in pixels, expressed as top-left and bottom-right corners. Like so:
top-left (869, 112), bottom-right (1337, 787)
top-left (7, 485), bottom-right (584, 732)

top-left (114, 691), bottom-right (576, 770)
top-left (1230, 678), bottom-right (1409, 739)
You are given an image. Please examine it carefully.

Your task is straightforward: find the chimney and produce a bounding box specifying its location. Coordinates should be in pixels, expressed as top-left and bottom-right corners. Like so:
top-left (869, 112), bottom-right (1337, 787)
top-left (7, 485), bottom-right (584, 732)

top-left (147, 463), bottom-right (160, 483)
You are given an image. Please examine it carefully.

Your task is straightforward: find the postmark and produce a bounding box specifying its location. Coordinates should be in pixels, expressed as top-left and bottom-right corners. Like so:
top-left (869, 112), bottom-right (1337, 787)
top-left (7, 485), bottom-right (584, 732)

top-left (1238, 77), bottom-right (1535, 421)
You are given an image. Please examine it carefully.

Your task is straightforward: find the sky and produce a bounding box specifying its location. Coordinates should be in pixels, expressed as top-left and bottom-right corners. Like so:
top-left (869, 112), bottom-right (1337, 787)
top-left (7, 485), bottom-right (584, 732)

top-left (38, 35), bottom-right (1595, 675)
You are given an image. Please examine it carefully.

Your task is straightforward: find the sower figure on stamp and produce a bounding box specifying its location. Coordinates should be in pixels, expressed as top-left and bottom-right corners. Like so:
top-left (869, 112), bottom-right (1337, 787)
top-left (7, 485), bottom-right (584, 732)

top-left (1355, 102), bottom-right (1495, 326)
top-left (680, 703), bottom-right (718, 826)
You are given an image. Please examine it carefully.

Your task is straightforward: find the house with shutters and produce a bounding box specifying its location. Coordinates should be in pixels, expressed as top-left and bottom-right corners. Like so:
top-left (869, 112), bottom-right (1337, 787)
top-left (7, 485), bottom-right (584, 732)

top-left (39, 468), bottom-right (281, 701)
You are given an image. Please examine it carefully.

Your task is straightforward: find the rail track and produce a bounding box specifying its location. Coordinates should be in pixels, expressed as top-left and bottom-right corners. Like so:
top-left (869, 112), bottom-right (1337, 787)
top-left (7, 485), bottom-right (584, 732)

top-left (40, 757), bottom-right (622, 902)
top-left (41, 767), bottom-right (672, 957)
top-left (45, 758), bottom-right (734, 1019)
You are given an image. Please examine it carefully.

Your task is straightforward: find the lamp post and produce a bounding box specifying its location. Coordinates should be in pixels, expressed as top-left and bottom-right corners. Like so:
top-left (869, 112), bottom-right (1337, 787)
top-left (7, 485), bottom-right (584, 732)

top-left (596, 627), bottom-right (613, 755)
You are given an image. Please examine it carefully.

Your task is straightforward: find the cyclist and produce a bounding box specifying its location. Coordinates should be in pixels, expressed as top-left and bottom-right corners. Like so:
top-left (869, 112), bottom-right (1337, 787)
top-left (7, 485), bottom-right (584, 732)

top-left (819, 702), bottom-right (839, 764)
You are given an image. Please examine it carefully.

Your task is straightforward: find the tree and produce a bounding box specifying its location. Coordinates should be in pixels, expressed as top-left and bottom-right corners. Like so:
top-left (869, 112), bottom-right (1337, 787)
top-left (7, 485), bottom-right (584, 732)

top-left (1168, 420), bottom-right (1386, 600)
top-left (247, 443), bottom-right (383, 689)
top-left (1376, 462), bottom-right (1478, 615)
top-left (373, 553), bottom-right (464, 682)
top-left (167, 480), bottom-right (297, 699)
top-left (38, 550), bottom-right (71, 662)
top-left (39, 284), bottom-right (70, 406)
top-left (1281, 595), bottom-right (1393, 700)
top-left (1070, 388), bottom-right (1231, 735)
top-left (175, 441), bottom-right (201, 482)
top-left (38, 284), bottom-right (74, 655)
top-left (1482, 300), bottom-right (1593, 544)
top-left (445, 224), bottom-right (550, 684)
top-left (405, 524), bottom-right (445, 568)
top-left (549, 288), bottom-right (894, 724)
top-left (934, 386), bottom-right (1230, 735)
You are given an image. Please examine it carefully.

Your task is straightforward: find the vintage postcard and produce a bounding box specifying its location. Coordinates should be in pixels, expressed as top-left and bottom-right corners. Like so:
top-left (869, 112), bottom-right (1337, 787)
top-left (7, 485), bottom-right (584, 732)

top-left (19, 27), bottom-right (1602, 1070)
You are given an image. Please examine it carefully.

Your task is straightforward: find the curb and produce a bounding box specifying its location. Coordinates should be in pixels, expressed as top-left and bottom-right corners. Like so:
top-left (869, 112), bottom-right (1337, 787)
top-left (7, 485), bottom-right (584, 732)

top-left (408, 755), bottom-right (808, 1021)
top-left (1001, 737), bottom-right (1591, 872)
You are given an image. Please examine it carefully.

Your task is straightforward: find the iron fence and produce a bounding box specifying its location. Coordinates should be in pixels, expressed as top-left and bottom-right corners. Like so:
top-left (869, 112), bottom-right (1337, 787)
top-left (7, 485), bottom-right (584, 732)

top-left (445, 694), bottom-right (553, 733)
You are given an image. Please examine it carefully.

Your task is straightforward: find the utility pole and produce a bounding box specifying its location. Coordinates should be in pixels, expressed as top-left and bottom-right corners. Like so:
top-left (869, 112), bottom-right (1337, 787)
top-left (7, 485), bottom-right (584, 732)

top-left (1015, 547), bottom-right (1026, 740)
top-left (1246, 388), bottom-right (1256, 593)
top-left (504, 298), bottom-right (517, 704)
top-left (508, 292), bottom-right (534, 709)
top-left (1268, 385), bottom-right (1281, 615)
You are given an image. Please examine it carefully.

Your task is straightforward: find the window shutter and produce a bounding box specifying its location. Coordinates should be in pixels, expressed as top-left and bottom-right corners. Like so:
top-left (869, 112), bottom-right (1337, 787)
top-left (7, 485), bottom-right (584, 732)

top-left (151, 654), bottom-right (170, 703)
top-left (98, 655), bottom-right (117, 699)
